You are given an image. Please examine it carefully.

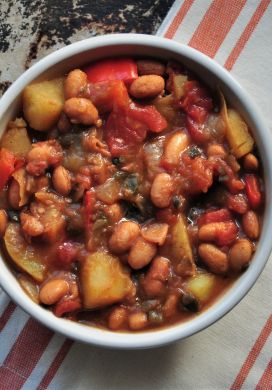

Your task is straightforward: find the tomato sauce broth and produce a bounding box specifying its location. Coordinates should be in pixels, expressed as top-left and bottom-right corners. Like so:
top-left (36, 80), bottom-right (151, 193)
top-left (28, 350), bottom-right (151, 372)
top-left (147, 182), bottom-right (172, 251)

top-left (0, 57), bottom-right (263, 332)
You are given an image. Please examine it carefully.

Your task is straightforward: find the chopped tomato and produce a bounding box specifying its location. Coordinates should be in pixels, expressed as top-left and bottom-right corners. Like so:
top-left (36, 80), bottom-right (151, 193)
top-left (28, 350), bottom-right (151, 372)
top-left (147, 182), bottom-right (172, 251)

top-left (180, 81), bottom-right (213, 123)
top-left (84, 58), bottom-right (138, 85)
top-left (186, 116), bottom-right (208, 144)
top-left (245, 174), bottom-right (261, 209)
top-left (84, 80), bottom-right (130, 112)
top-left (227, 193), bottom-right (248, 214)
top-left (179, 154), bottom-right (213, 194)
top-left (127, 103), bottom-right (167, 133)
top-left (84, 189), bottom-right (96, 229)
top-left (105, 102), bottom-right (166, 156)
top-left (54, 298), bottom-right (81, 317)
top-left (0, 148), bottom-right (16, 190)
top-left (57, 241), bottom-right (79, 266)
top-left (211, 156), bottom-right (245, 194)
top-left (105, 109), bottom-right (147, 156)
top-left (156, 208), bottom-right (177, 224)
top-left (198, 209), bottom-right (232, 227)
top-left (180, 81), bottom-right (213, 143)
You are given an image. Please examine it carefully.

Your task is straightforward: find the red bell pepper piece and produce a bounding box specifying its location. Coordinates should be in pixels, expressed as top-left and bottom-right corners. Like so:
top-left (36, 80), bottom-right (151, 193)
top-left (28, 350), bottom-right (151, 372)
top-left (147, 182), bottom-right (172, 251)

top-left (198, 209), bottom-right (232, 227)
top-left (84, 189), bottom-right (96, 229)
top-left (84, 58), bottom-right (138, 85)
top-left (0, 148), bottom-right (16, 190)
top-left (245, 174), bottom-right (261, 209)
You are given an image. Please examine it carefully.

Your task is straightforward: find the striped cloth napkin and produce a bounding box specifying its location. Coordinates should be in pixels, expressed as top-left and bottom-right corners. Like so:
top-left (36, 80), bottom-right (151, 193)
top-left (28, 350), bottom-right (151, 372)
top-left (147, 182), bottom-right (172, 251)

top-left (0, 1), bottom-right (271, 389)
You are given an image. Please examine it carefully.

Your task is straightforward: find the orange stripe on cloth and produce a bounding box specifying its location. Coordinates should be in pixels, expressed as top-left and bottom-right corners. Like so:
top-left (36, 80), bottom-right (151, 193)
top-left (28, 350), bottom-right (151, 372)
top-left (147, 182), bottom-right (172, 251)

top-left (256, 359), bottom-right (272, 390)
top-left (231, 314), bottom-right (272, 390)
top-left (0, 318), bottom-right (53, 390)
top-left (164, 0), bottom-right (195, 39)
top-left (224, 0), bottom-right (270, 70)
top-left (188, 0), bottom-right (246, 58)
top-left (37, 339), bottom-right (73, 389)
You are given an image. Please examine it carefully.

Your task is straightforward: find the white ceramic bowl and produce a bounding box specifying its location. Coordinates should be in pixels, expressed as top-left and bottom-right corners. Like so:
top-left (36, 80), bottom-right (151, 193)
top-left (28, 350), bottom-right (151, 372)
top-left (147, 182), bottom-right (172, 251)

top-left (0, 34), bottom-right (271, 349)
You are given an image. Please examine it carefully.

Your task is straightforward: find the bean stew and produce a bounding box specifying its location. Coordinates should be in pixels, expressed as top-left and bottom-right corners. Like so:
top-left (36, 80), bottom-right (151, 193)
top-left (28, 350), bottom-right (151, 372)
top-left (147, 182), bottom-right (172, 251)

top-left (0, 57), bottom-right (263, 332)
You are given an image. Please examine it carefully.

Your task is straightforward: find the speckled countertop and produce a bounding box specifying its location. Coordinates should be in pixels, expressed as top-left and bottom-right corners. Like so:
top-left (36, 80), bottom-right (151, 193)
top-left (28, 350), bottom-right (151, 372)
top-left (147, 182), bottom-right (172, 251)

top-left (0, 0), bottom-right (173, 95)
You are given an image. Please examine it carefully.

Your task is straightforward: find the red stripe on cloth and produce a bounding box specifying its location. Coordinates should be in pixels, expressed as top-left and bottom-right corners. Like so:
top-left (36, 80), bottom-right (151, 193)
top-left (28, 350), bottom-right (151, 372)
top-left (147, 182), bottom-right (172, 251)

top-left (164, 0), bottom-right (195, 39)
top-left (224, 0), bottom-right (270, 70)
top-left (37, 339), bottom-right (73, 390)
top-left (231, 314), bottom-right (272, 390)
top-left (0, 301), bottom-right (16, 332)
top-left (0, 318), bottom-right (53, 390)
top-left (256, 359), bottom-right (272, 390)
top-left (188, 0), bottom-right (246, 58)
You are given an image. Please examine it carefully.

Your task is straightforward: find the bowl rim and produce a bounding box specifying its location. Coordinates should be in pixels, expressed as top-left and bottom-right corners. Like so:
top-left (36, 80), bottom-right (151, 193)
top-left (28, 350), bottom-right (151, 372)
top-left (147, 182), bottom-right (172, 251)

top-left (0, 33), bottom-right (272, 349)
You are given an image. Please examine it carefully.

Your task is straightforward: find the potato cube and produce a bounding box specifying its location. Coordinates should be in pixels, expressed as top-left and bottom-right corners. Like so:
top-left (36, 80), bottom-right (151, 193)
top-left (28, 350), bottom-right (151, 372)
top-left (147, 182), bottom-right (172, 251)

top-left (80, 252), bottom-right (133, 309)
top-left (4, 223), bottom-right (47, 282)
top-left (1, 127), bottom-right (31, 157)
top-left (23, 77), bottom-right (64, 131)
top-left (186, 273), bottom-right (215, 303)
top-left (220, 92), bottom-right (254, 158)
top-left (170, 214), bottom-right (196, 276)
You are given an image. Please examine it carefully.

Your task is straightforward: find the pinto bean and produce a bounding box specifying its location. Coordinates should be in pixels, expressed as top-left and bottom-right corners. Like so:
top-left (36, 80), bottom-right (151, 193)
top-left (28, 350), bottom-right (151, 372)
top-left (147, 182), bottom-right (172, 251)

top-left (148, 256), bottom-right (170, 281)
top-left (39, 279), bottom-right (69, 305)
top-left (141, 223), bottom-right (169, 245)
top-left (108, 307), bottom-right (128, 330)
top-left (64, 69), bottom-right (88, 99)
top-left (64, 98), bottom-right (99, 125)
top-left (57, 112), bottom-right (71, 133)
top-left (242, 210), bottom-right (260, 239)
top-left (129, 75), bottom-right (165, 99)
top-left (0, 210), bottom-right (8, 237)
top-left (229, 239), bottom-right (253, 272)
top-left (198, 221), bottom-right (237, 246)
top-left (150, 173), bottom-right (174, 208)
top-left (8, 179), bottom-right (20, 210)
top-left (52, 166), bottom-right (72, 196)
top-left (128, 237), bottom-right (157, 270)
top-left (243, 153), bottom-right (259, 171)
top-left (137, 59), bottom-right (165, 76)
top-left (128, 311), bottom-right (148, 330)
top-left (162, 294), bottom-right (178, 318)
top-left (198, 243), bottom-right (228, 274)
top-left (109, 221), bottom-right (140, 254)
top-left (207, 144), bottom-right (227, 158)
top-left (163, 131), bottom-right (189, 167)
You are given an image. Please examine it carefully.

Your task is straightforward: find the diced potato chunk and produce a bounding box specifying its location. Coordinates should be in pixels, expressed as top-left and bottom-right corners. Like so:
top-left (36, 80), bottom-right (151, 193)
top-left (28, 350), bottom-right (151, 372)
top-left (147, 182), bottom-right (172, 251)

top-left (1, 127), bottom-right (31, 157)
top-left (95, 178), bottom-right (120, 205)
top-left (23, 77), bottom-right (64, 131)
top-left (154, 94), bottom-right (183, 125)
top-left (17, 274), bottom-right (40, 304)
top-left (221, 93), bottom-right (254, 158)
top-left (173, 74), bottom-right (187, 99)
top-left (4, 223), bottom-right (47, 282)
top-left (80, 252), bottom-right (133, 309)
top-left (186, 273), bottom-right (216, 302)
top-left (170, 215), bottom-right (196, 276)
